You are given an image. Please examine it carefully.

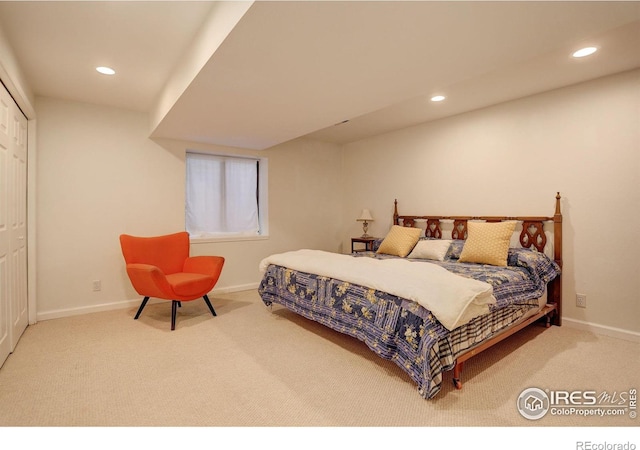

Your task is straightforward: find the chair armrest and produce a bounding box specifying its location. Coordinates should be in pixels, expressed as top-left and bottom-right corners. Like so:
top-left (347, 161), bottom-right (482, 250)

top-left (126, 263), bottom-right (173, 299)
top-left (184, 256), bottom-right (225, 280)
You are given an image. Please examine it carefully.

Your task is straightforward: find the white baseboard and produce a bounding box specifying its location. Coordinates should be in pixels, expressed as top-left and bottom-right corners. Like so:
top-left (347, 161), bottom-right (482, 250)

top-left (563, 317), bottom-right (640, 343)
top-left (37, 299), bottom-right (144, 321)
top-left (211, 282), bottom-right (260, 294)
top-left (35, 282), bottom-right (261, 322)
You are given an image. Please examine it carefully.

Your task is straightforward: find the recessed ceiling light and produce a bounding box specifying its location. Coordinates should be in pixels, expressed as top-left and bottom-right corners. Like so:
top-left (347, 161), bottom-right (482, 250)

top-left (572, 47), bottom-right (597, 58)
top-left (431, 95), bottom-right (446, 102)
top-left (96, 66), bottom-right (116, 75)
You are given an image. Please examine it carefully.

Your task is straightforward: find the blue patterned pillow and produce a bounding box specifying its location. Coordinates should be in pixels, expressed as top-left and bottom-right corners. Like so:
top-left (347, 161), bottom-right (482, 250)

top-left (445, 240), bottom-right (466, 260)
top-left (507, 247), bottom-right (561, 283)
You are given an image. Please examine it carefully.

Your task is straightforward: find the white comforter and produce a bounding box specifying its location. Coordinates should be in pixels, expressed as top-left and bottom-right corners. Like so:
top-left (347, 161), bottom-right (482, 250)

top-left (259, 249), bottom-right (496, 330)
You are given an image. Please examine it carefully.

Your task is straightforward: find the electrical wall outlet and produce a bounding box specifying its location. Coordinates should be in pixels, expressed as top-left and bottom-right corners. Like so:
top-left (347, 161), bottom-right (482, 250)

top-left (92, 280), bottom-right (102, 292)
top-left (576, 293), bottom-right (587, 308)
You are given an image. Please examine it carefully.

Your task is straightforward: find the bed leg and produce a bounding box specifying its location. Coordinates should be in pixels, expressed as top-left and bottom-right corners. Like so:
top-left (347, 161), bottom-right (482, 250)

top-left (453, 362), bottom-right (464, 390)
top-left (545, 309), bottom-right (557, 328)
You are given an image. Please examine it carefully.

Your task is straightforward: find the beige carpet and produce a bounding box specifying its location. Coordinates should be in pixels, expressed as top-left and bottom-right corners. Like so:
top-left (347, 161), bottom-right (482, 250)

top-left (0, 289), bottom-right (637, 431)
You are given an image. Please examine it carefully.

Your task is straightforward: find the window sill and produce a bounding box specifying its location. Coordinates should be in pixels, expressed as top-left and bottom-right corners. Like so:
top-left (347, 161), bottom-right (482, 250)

top-left (190, 234), bottom-right (269, 244)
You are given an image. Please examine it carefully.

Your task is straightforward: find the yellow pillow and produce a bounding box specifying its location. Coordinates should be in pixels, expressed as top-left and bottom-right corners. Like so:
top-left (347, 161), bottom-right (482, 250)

top-left (377, 225), bottom-right (421, 257)
top-left (458, 221), bottom-right (517, 266)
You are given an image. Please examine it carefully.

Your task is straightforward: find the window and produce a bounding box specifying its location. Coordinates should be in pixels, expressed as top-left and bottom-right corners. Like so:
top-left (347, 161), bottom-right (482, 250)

top-left (185, 152), bottom-right (268, 239)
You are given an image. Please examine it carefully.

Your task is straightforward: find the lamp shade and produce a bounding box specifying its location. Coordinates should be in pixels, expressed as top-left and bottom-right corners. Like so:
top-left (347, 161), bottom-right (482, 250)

top-left (357, 209), bottom-right (374, 222)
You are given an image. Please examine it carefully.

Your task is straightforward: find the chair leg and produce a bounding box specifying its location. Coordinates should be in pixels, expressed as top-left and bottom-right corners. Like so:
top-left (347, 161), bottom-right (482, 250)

top-left (203, 294), bottom-right (217, 317)
top-left (171, 300), bottom-right (178, 330)
top-left (134, 297), bottom-right (150, 320)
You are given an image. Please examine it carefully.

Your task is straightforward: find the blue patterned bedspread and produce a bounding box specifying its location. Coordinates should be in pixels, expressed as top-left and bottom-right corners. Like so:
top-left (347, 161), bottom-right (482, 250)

top-left (258, 242), bottom-right (560, 399)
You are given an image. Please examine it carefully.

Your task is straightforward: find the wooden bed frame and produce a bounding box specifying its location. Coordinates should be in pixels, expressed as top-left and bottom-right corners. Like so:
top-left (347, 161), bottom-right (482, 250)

top-left (393, 192), bottom-right (563, 389)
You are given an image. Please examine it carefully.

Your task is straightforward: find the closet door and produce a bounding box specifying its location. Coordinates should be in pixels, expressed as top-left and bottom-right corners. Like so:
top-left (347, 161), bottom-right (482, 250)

top-left (10, 98), bottom-right (27, 350)
top-left (0, 82), bottom-right (28, 368)
top-left (0, 85), bottom-right (11, 366)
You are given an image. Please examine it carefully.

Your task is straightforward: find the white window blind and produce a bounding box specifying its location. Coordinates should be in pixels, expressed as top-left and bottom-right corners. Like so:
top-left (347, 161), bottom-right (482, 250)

top-left (186, 152), bottom-right (260, 238)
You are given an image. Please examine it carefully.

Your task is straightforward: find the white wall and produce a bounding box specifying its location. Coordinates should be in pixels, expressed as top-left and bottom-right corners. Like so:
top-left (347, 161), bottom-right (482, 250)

top-left (35, 97), bottom-right (343, 319)
top-left (342, 69), bottom-right (640, 336)
top-left (36, 98), bottom-right (184, 318)
top-left (0, 24), bottom-right (34, 118)
top-left (25, 61), bottom-right (640, 338)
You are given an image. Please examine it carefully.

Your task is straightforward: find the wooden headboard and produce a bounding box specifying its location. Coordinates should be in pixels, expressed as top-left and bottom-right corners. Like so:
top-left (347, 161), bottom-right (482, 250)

top-left (393, 193), bottom-right (563, 325)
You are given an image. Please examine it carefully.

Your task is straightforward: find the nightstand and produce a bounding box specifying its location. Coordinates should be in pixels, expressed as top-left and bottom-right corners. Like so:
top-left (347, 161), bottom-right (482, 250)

top-left (351, 237), bottom-right (377, 253)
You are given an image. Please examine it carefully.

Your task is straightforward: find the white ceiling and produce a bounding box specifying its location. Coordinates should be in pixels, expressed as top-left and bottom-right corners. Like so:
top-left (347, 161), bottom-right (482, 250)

top-left (1, 1), bottom-right (639, 150)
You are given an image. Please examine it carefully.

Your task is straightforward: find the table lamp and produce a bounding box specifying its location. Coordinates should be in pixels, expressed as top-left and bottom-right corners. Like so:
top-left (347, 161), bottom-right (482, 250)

top-left (357, 209), bottom-right (374, 238)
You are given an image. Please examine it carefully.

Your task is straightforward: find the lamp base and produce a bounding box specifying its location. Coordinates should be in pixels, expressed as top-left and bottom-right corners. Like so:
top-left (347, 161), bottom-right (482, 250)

top-left (360, 220), bottom-right (370, 238)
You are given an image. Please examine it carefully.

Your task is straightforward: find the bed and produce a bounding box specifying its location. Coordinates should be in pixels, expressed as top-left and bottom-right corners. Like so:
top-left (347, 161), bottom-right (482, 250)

top-left (258, 193), bottom-right (563, 399)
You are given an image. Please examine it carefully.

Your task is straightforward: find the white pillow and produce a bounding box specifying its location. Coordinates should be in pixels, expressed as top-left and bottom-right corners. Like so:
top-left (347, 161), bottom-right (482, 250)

top-left (407, 239), bottom-right (452, 261)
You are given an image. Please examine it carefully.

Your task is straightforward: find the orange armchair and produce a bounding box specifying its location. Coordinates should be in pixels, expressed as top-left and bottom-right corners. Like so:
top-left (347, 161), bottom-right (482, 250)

top-left (119, 232), bottom-right (225, 330)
